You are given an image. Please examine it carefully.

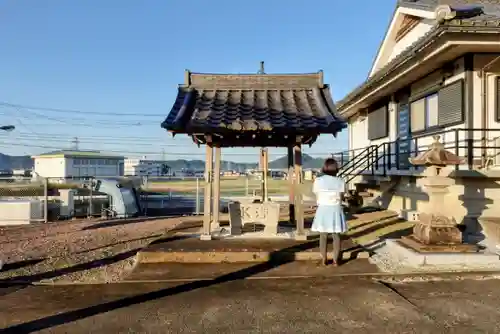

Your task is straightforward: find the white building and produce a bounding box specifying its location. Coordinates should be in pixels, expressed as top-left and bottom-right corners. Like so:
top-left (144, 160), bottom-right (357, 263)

top-left (32, 150), bottom-right (125, 179)
top-left (124, 158), bottom-right (170, 177)
top-left (334, 0), bottom-right (500, 230)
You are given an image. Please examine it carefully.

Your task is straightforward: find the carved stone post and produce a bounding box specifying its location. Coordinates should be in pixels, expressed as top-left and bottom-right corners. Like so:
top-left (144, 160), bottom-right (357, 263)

top-left (408, 135), bottom-right (464, 245)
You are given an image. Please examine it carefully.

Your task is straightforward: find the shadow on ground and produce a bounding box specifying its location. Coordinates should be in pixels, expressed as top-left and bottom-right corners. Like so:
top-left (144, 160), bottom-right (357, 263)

top-left (0, 234), bottom-right (357, 333)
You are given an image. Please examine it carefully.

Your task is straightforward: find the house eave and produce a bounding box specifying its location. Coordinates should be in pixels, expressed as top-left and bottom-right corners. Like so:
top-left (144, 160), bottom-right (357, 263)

top-left (338, 28), bottom-right (500, 119)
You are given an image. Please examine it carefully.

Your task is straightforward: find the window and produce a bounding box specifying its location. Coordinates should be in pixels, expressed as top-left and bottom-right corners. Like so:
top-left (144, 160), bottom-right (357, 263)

top-left (410, 93), bottom-right (438, 133)
top-left (368, 104), bottom-right (389, 140)
top-left (496, 77), bottom-right (500, 121)
top-left (438, 80), bottom-right (464, 126)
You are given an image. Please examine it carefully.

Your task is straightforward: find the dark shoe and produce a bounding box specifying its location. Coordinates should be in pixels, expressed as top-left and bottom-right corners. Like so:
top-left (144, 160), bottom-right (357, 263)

top-left (317, 258), bottom-right (328, 266)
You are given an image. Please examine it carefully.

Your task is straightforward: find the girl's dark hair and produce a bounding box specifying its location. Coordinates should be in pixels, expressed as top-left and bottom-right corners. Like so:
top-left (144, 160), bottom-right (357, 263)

top-left (321, 158), bottom-right (339, 176)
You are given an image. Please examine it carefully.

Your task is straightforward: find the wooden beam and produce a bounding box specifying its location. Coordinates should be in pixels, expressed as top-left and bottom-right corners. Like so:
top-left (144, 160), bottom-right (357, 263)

top-left (395, 15), bottom-right (420, 42)
top-left (262, 148), bottom-right (269, 202)
top-left (201, 144), bottom-right (213, 240)
top-left (287, 146), bottom-right (295, 224)
top-left (294, 144), bottom-right (305, 240)
top-left (212, 145), bottom-right (221, 230)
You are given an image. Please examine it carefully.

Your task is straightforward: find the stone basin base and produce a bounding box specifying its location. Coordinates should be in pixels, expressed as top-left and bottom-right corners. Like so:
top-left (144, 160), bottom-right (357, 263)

top-left (413, 214), bottom-right (462, 245)
top-left (399, 236), bottom-right (479, 253)
top-left (478, 218), bottom-right (500, 249)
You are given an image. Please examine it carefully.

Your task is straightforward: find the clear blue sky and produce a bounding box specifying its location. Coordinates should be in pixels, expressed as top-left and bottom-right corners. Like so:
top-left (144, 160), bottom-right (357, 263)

top-left (0, 0), bottom-right (396, 162)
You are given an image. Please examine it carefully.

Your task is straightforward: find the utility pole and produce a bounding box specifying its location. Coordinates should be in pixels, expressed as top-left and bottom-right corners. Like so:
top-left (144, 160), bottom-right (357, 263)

top-left (71, 137), bottom-right (79, 150)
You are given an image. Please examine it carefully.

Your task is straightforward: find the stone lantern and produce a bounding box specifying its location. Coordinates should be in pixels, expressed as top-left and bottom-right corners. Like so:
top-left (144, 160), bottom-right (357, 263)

top-left (408, 135), bottom-right (465, 245)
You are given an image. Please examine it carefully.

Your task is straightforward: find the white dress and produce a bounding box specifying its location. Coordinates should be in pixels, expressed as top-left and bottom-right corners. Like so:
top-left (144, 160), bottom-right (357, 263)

top-left (311, 175), bottom-right (348, 233)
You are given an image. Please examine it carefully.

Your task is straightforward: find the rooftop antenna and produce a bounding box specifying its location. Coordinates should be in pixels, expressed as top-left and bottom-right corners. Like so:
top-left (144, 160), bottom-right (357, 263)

top-left (71, 137), bottom-right (79, 150)
top-left (258, 61), bottom-right (265, 74)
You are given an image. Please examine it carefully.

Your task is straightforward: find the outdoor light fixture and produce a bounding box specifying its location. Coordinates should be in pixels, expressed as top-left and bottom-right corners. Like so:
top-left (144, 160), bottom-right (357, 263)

top-left (0, 125), bottom-right (15, 132)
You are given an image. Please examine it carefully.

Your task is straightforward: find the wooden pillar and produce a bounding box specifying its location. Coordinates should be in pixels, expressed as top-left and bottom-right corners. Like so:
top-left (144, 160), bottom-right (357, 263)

top-left (262, 148), bottom-right (269, 202)
top-left (212, 145), bottom-right (221, 230)
top-left (294, 144), bottom-right (305, 240)
top-left (201, 144), bottom-right (213, 240)
top-left (287, 146), bottom-right (295, 224)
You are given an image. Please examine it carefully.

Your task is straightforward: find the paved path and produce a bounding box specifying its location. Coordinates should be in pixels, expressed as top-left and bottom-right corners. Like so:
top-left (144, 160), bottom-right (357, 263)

top-left (1, 276), bottom-right (500, 333)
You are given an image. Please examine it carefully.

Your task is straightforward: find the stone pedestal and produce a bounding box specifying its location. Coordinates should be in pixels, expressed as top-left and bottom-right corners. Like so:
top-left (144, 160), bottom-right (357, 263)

top-left (413, 213), bottom-right (462, 245)
top-left (228, 201), bottom-right (280, 236)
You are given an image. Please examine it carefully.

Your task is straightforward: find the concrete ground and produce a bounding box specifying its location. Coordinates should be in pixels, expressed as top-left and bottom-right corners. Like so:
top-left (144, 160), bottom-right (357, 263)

top-left (1, 276), bottom-right (500, 333)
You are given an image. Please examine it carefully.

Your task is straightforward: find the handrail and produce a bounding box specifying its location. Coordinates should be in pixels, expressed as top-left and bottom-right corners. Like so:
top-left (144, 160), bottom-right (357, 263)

top-left (331, 128), bottom-right (500, 179)
top-left (338, 145), bottom-right (377, 174)
top-left (333, 145), bottom-right (373, 170)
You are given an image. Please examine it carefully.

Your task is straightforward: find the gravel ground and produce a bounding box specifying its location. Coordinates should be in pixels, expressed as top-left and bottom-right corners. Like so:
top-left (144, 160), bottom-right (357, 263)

top-left (0, 216), bottom-right (198, 284)
top-left (369, 243), bottom-right (500, 274)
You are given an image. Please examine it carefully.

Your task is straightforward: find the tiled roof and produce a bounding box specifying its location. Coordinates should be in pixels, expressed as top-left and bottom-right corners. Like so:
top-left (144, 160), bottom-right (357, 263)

top-left (399, 0), bottom-right (500, 24)
top-left (162, 72), bottom-right (346, 136)
top-left (337, 0), bottom-right (500, 111)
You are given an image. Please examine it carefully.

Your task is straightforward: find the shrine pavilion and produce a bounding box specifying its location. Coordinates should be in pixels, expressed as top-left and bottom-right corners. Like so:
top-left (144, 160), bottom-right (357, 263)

top-left (162, 65), bottom-right (346, 240)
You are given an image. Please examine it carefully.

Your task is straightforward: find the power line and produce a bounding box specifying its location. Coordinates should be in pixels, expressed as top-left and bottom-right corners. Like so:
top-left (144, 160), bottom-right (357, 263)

top-left (0, 133), bottom-right (194, 146)
top-left (0, 141), bottom-right (332, 157)
top-left (0, 101), bottom-right (165, 117)
top-left (0, 131), bottom-right (175, 142)
top-left (0, 110), bottom-right (158, 127)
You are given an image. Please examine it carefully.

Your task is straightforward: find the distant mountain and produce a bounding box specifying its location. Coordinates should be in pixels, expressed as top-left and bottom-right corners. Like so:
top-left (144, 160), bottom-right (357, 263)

top-left (268, 154), bottom-right (324, 170)
top-left (167, 154), bottom-right (323, 171)
top-left (165, 159), bottom-right (257, 172)
top-left (0, 153), bottom-right (326, 172)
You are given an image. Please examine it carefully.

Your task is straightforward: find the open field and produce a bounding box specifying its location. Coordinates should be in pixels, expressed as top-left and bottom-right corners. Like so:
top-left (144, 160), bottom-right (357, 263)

top-left (147, 177), bottom-right (314, 196)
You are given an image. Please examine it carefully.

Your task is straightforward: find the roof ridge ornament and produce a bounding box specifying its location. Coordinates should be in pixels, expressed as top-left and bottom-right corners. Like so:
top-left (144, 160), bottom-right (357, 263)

top-left (435, 5), bottom-right (456, 23)
top-left (258, 61), bottom-right (265, 75)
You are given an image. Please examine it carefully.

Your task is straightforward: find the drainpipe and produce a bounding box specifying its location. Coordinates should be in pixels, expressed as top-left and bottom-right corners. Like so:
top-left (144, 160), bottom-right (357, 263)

top-left (480, 56), bottom-right (500, 167)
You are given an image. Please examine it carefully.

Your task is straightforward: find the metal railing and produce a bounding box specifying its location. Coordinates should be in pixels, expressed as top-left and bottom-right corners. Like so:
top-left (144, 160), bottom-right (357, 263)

top-left (332, 128), bottom-right (500, 180)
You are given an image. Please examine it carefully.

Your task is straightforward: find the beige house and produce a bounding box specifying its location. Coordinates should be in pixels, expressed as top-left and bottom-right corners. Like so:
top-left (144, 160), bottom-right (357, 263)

top-left (335, 0), bottom-right (500, 237)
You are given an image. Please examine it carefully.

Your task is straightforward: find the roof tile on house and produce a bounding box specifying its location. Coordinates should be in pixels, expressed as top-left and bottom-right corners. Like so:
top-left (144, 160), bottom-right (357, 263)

top-left (337, 0), bottom-right (500, 110)
top-left (400, 0), bottom-right (500, 24)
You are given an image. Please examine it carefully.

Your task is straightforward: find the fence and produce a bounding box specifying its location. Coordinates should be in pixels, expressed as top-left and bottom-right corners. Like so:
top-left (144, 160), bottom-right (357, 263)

top-left (0, 173), bottom-right (311, 225)
top-left (141, 173), bottom-right (310, 216)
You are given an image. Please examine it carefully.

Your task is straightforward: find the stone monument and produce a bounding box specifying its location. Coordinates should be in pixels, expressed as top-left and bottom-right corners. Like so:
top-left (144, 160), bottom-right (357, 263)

top-left (370, 137), bottom-right (500, 270)
top-left (403, 135), bottom-right (470, 250)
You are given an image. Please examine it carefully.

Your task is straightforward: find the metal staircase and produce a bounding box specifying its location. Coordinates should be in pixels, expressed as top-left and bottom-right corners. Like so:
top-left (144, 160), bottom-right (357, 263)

top-left (336, 143), bottom-right (389, 210)
top-left (338, 143), bottom-right (386, 184)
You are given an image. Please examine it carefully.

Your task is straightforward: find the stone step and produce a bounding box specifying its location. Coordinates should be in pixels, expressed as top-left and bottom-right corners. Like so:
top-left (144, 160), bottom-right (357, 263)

top-left (137, 235), bottom-right (368, 264)
top-left (124, 259), bottom-right (380, 282)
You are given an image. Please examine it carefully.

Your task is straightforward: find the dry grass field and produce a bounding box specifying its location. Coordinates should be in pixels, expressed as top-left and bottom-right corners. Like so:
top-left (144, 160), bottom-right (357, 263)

top-left (147, 176), bottom-right (314, 196)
